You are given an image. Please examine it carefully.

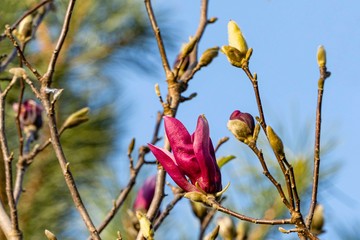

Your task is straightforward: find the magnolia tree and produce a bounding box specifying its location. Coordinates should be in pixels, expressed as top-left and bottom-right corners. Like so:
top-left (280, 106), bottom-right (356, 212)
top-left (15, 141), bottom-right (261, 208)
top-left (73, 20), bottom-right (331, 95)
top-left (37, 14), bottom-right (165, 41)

top-left (0, 0), bottom-right (331, 239)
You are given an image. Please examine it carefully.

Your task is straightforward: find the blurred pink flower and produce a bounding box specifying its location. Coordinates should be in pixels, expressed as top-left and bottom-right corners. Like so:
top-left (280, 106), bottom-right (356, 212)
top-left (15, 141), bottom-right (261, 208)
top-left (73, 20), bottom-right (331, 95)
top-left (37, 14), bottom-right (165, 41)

top-left (133, 175), bottom-right (156, 212)
top-left (148, 115), bottom-right (222, 194)
top-left (13, 99), bottom-right (43, 142)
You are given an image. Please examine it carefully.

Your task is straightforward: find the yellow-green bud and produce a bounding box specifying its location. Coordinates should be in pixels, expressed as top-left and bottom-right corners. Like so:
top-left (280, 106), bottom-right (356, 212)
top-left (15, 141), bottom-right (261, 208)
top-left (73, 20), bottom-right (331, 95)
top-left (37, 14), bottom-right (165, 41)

top-left (136, 211), bottom-right (154, 240)
top-left (17, 15), bottom-right (33, 43)
top-left (317, 45), bottom-right (326, 67)
top-left (198, 46), bottom-right (219, 68)
top-left (208, 17), bottom-right (218, 24)
top-left (217, 216), bottom-right (236, 240)
top-left (236, 221), bottom-right (249, 240)
top-left (9, 67), bottom-right (26, 78)
top-left (190, 201), bottom-right (208, 221)
top-left (184, 191), bottom-right (207, 203)
top-left (204, 225), bottom-right (220, 240)
top-left (221, 45), bottom-right (243, 68)
top-left (311, 204), bottom-right (325, 235)
top-left (44, 230), bottom-right (57, 240)
top-left (266, 125), bottom-right (285, 158)
top-left (62, 107), bottom-right (90, 129)
top-left (228, 20), bottom-right (248, 57)
top-left (181, 37), bottom-right (197, 58)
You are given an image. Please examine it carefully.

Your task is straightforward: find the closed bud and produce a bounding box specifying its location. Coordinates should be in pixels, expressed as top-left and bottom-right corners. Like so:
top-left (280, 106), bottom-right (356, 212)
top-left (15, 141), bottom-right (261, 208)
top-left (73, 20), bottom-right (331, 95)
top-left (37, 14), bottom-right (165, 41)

top-left (266, 125), bottom-right (285, 158)
top-left (181, 37), bottom-right (198, 58)
top-left (227, 110), bottom-right (255, 143)
top-left (136, 211), bottom-right (154, 240)
top-left (44, 230), bottom-right (57, 240)
top-left (184, 191), bottom-right (207, 203)
top-left (62, 107), bottom-right (90, 129)
top-left (236, 221), bottom-right (249, 240)
top-left (221, 45), bottom-right (243, 68)
top-left (311, 204), bottom-right (325, 235)
top-left (228, 20), bottom-right (248, 58)
top-left (198, 47), bottom-right (219, 68)
top-left (317, 45), bottom-right (326, 67)
top-left (204, 225), bottom-right (220, 240)
top-left (208, 17), bottom-right (218, 23)
top-left (217, 216), bottom-right (236, 240)
top-left (17, 15), bottom-right (33, 42)
top-left (9, 67), bottom-right (26, 78)
top-left (190, 201), bottom-right (208, 221)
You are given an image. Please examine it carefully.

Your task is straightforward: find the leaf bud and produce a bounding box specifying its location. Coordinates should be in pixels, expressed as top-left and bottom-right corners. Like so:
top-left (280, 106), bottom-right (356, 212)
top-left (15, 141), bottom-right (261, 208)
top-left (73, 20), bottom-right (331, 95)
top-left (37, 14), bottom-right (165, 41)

top-left (198, 46), bottom-right (219, 68)
top-left (204, 225), bottom-right (220, 240)
top-left (190, 201), bottom-right (208, 221)
top-left (266, 125), bottom-right (285, 158)
top-left (181, 36), bottom-right (198, 58)
top-left (62, 107), bottom-right (90, 129)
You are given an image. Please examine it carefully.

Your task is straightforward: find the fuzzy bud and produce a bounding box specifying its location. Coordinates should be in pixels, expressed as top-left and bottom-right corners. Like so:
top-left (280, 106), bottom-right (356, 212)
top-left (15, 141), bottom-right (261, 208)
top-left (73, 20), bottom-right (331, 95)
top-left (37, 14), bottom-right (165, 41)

top-left (17, 15), bottom-right (33, 43)
top-left (9, 67), bottom-right (26, 78)
top-left (221, 45), bottom-right (243, 68)
top-left (204, 225), bottom-right (220, 240)
top-left (136, 211), bottom-right (154, 240)
top-left (311, 204), bottom-right (325, 235)
top-left (181, 37), bottom-right (197, 58)
top-left (217, 216), bottom-right (236, 240)
top-left (266, 125), bottom-right (285, 158)
top-left (190, 201), bottom-right (208, 221)
top-left (317, 45), bottom-right (326, 68)
top-left (198, 47), bottom-right (219, 68)
top-left (228, 20), bottom-right (248, 58)
top-left (227, 110), bottom-right (255, 143)
top-left (62, 107), bottom-right (90, 129)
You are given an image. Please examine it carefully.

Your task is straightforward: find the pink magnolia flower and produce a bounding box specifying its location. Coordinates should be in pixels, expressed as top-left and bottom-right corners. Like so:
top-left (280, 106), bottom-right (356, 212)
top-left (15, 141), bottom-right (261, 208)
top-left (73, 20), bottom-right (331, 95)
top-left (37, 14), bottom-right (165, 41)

top-left (133, 175), bottom-right (156, 212)
top-left (12, 99), bottom-right (43, 140)
top-left (148, 115), bottom-right (222, 194)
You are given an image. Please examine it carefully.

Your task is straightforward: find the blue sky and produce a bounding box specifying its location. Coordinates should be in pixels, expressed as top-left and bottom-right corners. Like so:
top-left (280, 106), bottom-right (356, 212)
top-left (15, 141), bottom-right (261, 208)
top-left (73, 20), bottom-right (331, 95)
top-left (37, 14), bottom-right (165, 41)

top-left (122, 0), bottom-right (360, 238)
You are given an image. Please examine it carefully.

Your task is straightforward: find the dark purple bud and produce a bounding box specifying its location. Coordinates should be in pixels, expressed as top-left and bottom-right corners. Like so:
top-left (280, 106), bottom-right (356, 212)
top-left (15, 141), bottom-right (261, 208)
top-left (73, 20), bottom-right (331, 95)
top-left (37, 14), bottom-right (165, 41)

top-left (227, 110), bottom-right (255, 142)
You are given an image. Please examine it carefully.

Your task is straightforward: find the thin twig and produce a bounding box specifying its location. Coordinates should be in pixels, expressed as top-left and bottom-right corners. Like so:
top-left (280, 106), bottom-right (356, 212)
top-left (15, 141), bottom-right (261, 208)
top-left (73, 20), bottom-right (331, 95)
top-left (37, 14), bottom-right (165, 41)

top-left (144, 0), bottom-right (172, 80)
top-left (4, 27), bottom-right (42, 80)
top-left (306, 66), bottom-right (330, 228)
top-left (42, 0), bottom-right (74, 86)
top-left (153, 193), bottom-right (183, 230)
top-left (210, 199), bottom-right (292, 225)
top-left (90, 112), bottom-right (163, 238)
top-left (0, 77), bottom-right (22, 239)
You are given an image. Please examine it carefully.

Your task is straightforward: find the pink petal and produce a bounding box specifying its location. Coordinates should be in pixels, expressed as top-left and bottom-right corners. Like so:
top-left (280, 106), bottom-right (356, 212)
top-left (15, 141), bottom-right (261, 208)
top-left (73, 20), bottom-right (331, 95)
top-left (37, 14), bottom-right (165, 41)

top-left (163, 116), bottom-right (201, 181)
top-left (148, 144), bottom-right (197, 192)
top-left (193, 115), bottom-right (221, 193)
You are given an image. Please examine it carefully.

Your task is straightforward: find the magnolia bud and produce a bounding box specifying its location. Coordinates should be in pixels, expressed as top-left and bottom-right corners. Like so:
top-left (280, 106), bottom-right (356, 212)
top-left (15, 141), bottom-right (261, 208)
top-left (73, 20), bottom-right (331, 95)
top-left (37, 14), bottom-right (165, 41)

top-left (317, 45), bottom-right (326, 68)
top-left (198, 47), bottom-right (219, 68)
top-left (17, 15), bottom-right (33, 42)
top-left (221, 45), bottom-right (243, 68)
top-left (228, 20), bottom-right (248, 58)
top-left (190, 201), bottom-right (208, 221)
top-left (217, 216), bottom-right (236, 240)
top-left (227, 110), bottom-right (255, 142)
top-left (311, 204), bottom-right (325, 235)
top-left (44, 230), bottom-right (57, 240)
top-left (236, 221), bottom-right (249, 240)
top-left (62, 107), bottom-right (90, 129)
top-left (136, 211), bottom-right (154, 240)
top-left (181, 37), bottom-right (197, 58)
top-left (266, 125), bottom-right (285, 158)
top-left (204, 225), bottom-right (220, 240)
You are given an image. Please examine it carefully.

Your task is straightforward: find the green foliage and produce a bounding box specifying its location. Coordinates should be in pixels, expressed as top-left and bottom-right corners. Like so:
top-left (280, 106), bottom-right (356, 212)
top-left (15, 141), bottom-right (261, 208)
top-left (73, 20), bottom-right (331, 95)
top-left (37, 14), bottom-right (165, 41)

top-left (0, 0), bottom-right (158, 239)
